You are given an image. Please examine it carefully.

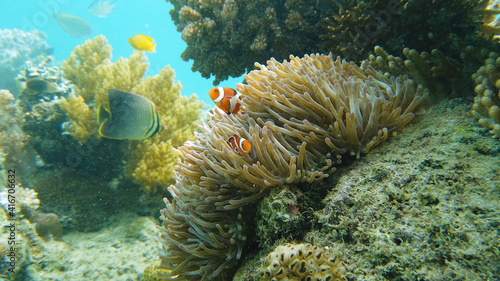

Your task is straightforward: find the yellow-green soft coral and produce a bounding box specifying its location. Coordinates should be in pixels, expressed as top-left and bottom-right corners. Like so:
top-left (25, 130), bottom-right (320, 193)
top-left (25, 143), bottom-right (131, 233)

top-left (59, 36), bottom-right (202, 191)
top-left (126, 66), bottom-right (203, 192)
top-left (60, 36), bottom-right (149, 142)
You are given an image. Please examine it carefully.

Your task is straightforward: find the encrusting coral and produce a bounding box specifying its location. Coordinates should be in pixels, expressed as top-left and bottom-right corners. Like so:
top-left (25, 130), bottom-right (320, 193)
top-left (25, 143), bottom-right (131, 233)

top-left (260, 243), bottom-right (347, 281)
top-left (59, 35), bottom-right (202, 191)
top-left (158, 53), bottom-right (427, 280)
top-left (472, 52), bottom-right (500, 138)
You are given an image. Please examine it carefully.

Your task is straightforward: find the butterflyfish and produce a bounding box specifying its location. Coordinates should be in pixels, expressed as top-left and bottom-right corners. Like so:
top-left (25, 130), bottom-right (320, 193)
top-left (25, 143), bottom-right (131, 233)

top-left (23, 78), bottom-right (61, 94)
top-left (98, 89), bottom-right (163, 140)
top-left (227, 134), bottom-right (251, 154)
top-left (128, 34), bottom-right (156, 53)
top-left (208, 87), bottom-right (241, 114)
top-left (52, 11), bottom-right (92, 37)
top-left (88, 0), bottom-right (116, 18)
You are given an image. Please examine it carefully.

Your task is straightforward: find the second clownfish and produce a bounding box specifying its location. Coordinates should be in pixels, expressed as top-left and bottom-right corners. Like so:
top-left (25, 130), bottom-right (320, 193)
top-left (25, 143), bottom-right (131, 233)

top-left (227, 134), bottom-right (251, 154)
top-left (209, 87), bottom-right (241, 114)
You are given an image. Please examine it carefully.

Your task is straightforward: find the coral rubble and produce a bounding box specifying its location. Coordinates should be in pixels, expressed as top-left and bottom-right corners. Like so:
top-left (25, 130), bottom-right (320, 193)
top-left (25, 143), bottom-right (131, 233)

top-left (158, 53), bottom-right (426, 280)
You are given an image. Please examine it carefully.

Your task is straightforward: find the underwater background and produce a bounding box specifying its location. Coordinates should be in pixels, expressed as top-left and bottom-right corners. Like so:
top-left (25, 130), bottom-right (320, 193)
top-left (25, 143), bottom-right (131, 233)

top-left (0, 1), bottom-right (242, 104)
top-left (0, 0), bottom-right (500, 281)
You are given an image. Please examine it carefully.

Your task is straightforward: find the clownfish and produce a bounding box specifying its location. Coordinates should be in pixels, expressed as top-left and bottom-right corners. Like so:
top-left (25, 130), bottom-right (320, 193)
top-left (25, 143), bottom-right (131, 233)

top-left (227, 134), bottom-right (251, 154)
top-left (208, 87), bottom-right (241, 114)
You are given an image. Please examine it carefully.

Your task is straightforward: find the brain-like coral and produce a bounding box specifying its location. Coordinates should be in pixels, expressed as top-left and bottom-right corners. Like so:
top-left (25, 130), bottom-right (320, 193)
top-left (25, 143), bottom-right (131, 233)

top-left (260, 243), bottom-right (347, 281)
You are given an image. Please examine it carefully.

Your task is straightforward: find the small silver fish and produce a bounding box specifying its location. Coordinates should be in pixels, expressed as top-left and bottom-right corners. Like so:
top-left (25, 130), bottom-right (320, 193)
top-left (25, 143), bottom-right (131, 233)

top-left (52, 11), bottom-right (92, 37)
top-left (88, 0), bottom-right (116, 18)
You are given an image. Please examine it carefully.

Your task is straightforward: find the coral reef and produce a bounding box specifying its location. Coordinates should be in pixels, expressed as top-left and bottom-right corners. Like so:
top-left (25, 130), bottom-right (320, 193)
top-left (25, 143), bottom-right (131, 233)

top-left (60, 35), bottom-right (148, 142)
top-left (256, 187), bottom-right (304, 249)
top-left (0, 185), bottom-right (49, 280)
top-left (0, 29), bottom-right (52, 94)
top-left (362, 46), bottom-right (477, 99)
top-left (166, 0), bottom-right (328, 84)
top-left (126, 66), bottom-right (203, 192)
top-left (158, 53), bottom-right (426, 280)
top-left (59, 36), bottom-right (202, 191)
top-left (472, 52), bottom-right (500, 138)
top-left (236, 99), bottom-right (500, 280)
top-left (260, 243), bottom-right (347, 281)
top-left (166, 0), bottom-right (490, 86)
top-left (322, 0), bottom-right (485, 61)
top-left (325, 0), bottom-right (499, 100)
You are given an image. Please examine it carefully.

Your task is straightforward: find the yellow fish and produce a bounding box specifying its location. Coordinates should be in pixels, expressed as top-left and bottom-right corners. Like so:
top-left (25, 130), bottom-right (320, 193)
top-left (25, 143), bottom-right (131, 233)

top-left (128, 34), bottom-right (156, 53)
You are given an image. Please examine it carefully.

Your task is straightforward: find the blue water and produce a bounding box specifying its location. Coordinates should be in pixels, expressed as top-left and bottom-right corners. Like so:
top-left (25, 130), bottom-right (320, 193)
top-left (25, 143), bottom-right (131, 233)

top-left (0, 0), bottom-right (243, 105)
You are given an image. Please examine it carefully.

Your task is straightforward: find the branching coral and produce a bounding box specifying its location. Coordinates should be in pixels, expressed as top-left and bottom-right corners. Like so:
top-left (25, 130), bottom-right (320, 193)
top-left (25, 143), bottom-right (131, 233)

top-left (472, 52), bottom-right (500, 138)
top-left (167, 0), bottom-right (489, 86)
top-left (0, 89), bottom-right (30, 181)
top-left (166, 0), bottom-right (327, 84)
top-left (158, 53), bottom-right (427, 280)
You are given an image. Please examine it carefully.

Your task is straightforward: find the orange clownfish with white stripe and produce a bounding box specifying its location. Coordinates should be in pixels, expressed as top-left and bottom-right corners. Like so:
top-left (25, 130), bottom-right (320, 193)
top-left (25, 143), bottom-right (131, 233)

top-left (227, 134), bottom-right (251, 154)
top-left (209, 87), bottom-right (241, 114)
